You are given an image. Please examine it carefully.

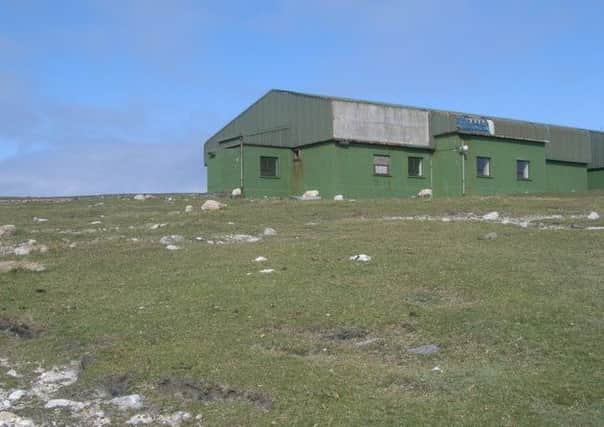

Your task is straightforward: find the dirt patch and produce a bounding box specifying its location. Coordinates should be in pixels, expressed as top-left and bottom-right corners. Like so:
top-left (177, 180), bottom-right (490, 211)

top-left (158, 378), bottom-right (273, 410)
top-left (0, 317), bottom-right (45, 338)
top-left (101, 373), bottom-right (135, 397)
top-left (326, 327), bottom-right (368, 341)
top-left (0, 260), bottom-right (46, 273)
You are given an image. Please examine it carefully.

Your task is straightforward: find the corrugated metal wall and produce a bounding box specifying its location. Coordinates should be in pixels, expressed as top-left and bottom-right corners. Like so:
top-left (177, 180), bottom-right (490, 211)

top-left (589, 131), bottom-right (604, 169)
top-left (429, 111), bottom-right (591, 164)
top-left (205, 91), bottom-right (332, 153)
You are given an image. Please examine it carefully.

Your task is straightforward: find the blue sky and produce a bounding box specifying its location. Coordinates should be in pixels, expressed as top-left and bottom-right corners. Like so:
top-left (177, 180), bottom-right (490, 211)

top-left (1, 0), bottom-right (603, 196)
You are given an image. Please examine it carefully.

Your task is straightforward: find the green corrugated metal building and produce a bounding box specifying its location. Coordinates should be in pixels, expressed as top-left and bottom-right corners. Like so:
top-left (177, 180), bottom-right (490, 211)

top-left (204, 90), bottom-right (604, 198)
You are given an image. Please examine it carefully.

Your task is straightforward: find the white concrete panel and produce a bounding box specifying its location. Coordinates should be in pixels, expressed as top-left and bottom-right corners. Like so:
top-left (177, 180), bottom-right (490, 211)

top-left (332, 100), bottom-right (430, 147)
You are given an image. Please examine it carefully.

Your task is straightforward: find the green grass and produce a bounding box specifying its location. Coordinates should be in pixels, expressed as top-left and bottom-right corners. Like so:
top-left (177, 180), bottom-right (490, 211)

top-left (1, 192), bottom-right (603, 425)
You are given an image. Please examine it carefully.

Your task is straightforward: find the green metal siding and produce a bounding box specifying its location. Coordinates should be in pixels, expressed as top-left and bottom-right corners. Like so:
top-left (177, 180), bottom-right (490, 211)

top-left (330, 143), bottom-right (432, 199)
top-left (242, 146), bottom-right (292, 197)
top-left (296, 143), bottom-right (338, 196)
top-left (464, 135), bottom-right (546, 195)
top-left (545, 161), bottom-right (588, 193)
top-left (432, 134), bottom-right (463, 198)
top-left (589, 131), bottom-right (604, 169)
top-left (588, 168), bottom-right (604, 190)
top-left (205, 91), bottom-right (332, 157)
top-left (206, 146), bottom-right (241, 194)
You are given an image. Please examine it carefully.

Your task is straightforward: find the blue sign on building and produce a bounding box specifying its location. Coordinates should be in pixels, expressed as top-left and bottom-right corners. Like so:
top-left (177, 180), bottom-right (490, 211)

top-left (456, 116), bottom-right (494, 135)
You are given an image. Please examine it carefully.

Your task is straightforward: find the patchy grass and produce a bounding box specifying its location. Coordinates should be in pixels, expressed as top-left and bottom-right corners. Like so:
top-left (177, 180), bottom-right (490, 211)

top-left (0, 192), bottom-right (603, 425)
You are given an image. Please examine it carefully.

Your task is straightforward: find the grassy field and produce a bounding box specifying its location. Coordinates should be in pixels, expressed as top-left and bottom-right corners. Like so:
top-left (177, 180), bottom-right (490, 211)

top-left (1, 192), bottom-right (603, 426)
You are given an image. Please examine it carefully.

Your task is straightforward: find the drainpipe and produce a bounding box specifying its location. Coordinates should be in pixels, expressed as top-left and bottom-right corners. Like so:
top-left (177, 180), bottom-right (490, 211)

top-left (239, 135), bottom-right (244, 192)
top-left (459, 142), bottom-right (469, 196)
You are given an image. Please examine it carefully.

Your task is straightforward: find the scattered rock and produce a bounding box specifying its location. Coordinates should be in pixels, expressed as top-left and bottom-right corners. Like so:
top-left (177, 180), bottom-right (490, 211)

top-left (149, 223), bottom-right (167, 230)
top-left (127, 414), bottom-right (154, 425)
top-left (133, 195), bottom-right (146, 201)
top-left (159, 235), bottom-right (184, 245)
top-left (165, 245), bottom-right (180, 251)
top-left (333, 194), bottom-right (344, 201)
top-left (33, 217), bottom-right (48, 223)
top-left (229, 234), bottom-right (261, 243)
top-left (90, 220), bottom-right (102, 225)
top-left (13, 240), bottom-right (48, 256)
top-left (431, 366), bottom-right (443, 373)
top-left (479, 232), bottom-right (498, 241)
top-left (300, 190), bottom-right (320, 200)
top-left (0, 225), bottom-right (16, 239)
top-left (6, 369), bottom-right (21, 378)
top-left (0, 411), bottom-right (35, 427)
top-left (254, 256), bottom-right (267, 262)
top-left (408, 344), bottom-right (440, 355)
top-left (184, 205), bottom-right (193, 213)
top-left (263, 227), bottom-right (277, 236)
top-left (7, 390), bottom-right (26, 402)
top-left (350, 254), bottom-right (371, 262)
top-left (588, 211), bottom-right (600, 220)
top-left (45, 399), bottom-right (87, 411)
top-left (109, 394), bottom-right (144, 411)
top-left (201, 200), bottom-right (226, 211)
top-left (0, 261), bottom-right (46, 274)
top-left (482, 211), bottom-right (500, 221)
top-left (259, 269), bottom-right (275, 274)
top-left (157, 411), bottom-right (192, 427)
top-left (417, 188), bottom-right (433, 198)
top-left (231, 188), bottom-right (242, 197)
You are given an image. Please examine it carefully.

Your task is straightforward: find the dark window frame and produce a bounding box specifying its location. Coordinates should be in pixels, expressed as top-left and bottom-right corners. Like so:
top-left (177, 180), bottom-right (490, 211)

top-left (517, 160), bottom-right (530, 181)
top-left (260, 156), bottom-right (279, 178)
top-left (476, 156), bottom-right (492, 178)
top-left (408, 157), bottom-right (424, 178)
top-left (373, 155), bottom-right (391, 176)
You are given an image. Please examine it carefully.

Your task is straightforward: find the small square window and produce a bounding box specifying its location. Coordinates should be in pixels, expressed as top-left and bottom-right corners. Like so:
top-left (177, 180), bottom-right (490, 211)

top-left (260, 156), bottom-right (278, 178)
top-left (517, 160), bottom-right (530, 180)
top-left (373, 155), bottom-right (390, 176)
top-left (477, 156), bottom-right (491, 177)
top-left (408, 157), bottom-right (424, 177)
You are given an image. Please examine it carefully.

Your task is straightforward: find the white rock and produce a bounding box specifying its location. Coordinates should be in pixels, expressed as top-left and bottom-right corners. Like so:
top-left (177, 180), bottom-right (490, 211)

top-left (133, 194), bottom-right (146, 201)
top-left (0, 400), bottom-right (10, 411)
top-left (417, 188), bottom-right (433, 198)
top-left (0, 411), bottom-right (35, 427)
top-left (482, 211), bottom-right (500, 221)
top-left (157, 411), bottom-right (191, 427)
top-left (109, 394), bottom-right (144, 411)
top-left (333, 194), bottom-right (344, 201)
top-left (431, 366), bottom-right (443, 373)
top-left (201, 200), bottom-right (226, 211)
top-left (159, 235), bottom-right (184, 245)
top-left (7, 390), bottom-right (26, 402)
top-left (90, 221), bottom-right (102, 225)
top-left (165, 245), bottom-right (180, 251)
top-left (350, 254), bottom-right (371, 262)
top-left (259, 269), bottom-right (275, 274)
top-left (231, 188), bottom-right (242, 197)
top-left (33, 217), bottom-right (48, 223)
top-left (588, 211), bottom-right (600, 220)
top-left (13, 246), bottom-right (31, 256)
top-left (229, 234), bottom-right (261, 243)
top-left (254, 256), bottom-right (267, 262)
top-left (0, 225), bottom-right (16, 239)
top-left (45, 399), bottom-right (87, 411)
top-left (184, 205), bottom-right (194, 213)
top-left (127, 414), bottom-right (154, 425)
top-left (263, 227), bottom-right (277, 236)
top-left (5, 369), bottom-right (20, 378)
top-left (301, 190), bottom-right (320, 200)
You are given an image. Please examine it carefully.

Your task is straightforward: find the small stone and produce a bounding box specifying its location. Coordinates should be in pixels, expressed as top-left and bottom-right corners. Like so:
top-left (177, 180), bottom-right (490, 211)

top-left (408, 344), bottom-right (440, 355)
top-left (263, 227), bottom-right (277, 236)
top-left (159, 235), bottom-right (184, 245)
top-left (587, 211), bottom-right (600, 220)
top-left (127, 414), bottom-right (154, 425)
top-left (165, 245), bottom-right (180, 251)
top-left (33, 217), bottom-right (48, 223)
top-left (259, 269), bottom-right (275, 274)
top-left (431, 366), bottom-right (443, 373)
top-left (90, 221), bottom-right (102, 225)
top-left (0, 411), bottom-right (35, 427)
top-left (350, 254), bottom-right (371, 262)
top-left (479, 232), bottom-right (498, 241)
top-left (201, 200), bottom-right (226, 211)
top-left (0, 225), bottom-right (16, 238)
top-left (45, 399), bottom-right (87, 411)
top-left (300, 190), bottom-right (320, 200)
top-left (184, 205), bottom-right (194, 213)
top-left (333, 194), bottom-right (344, 201)
top-left (109, 394), bottom-right (144, 411)
top-left (133, 194), bottom-right (146, 201)
top-left (482, 211), bottom-right (500, 221)
top-left (254, 256), bottom-right (267, 262)
top-left (6, 369), bottom-right (21, 378)
top-left (8, 390), bottom-right (26, 402)
top-left (231, 188), bottom-right (242, 197)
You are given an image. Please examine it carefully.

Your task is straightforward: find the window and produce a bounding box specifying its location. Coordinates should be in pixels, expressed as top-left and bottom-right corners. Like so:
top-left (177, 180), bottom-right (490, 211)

top-left (408, 157), bottom-right (424, 177)
top-left (517, 160), bottom-right (530, 180)
top-left (373, 155), bottom-right (390, 176)
top-left (476, 156), bottom-right (491, 177)
top-left (260, 156), bottom-right (278, 178)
